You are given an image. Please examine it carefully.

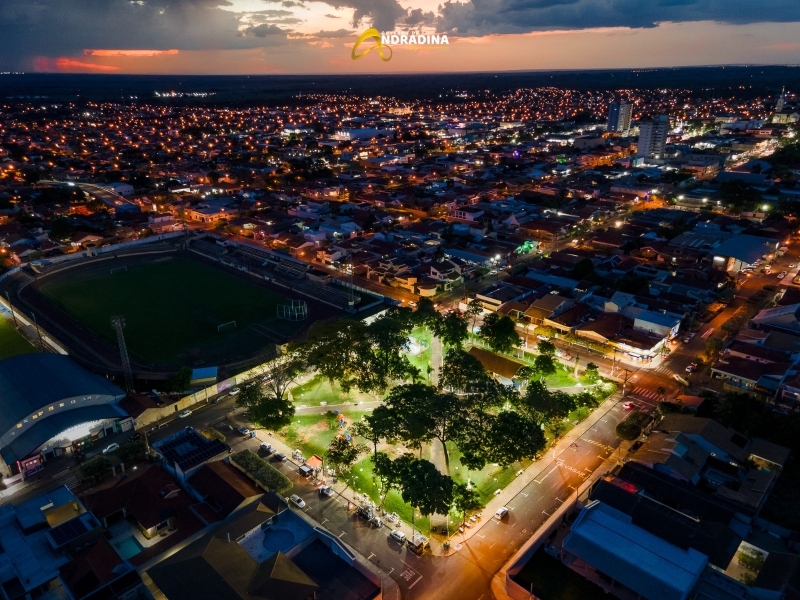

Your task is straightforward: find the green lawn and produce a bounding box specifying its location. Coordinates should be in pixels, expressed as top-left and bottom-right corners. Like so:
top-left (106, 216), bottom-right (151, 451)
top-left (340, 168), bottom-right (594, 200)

top-left (290, 375), bottom-right (375, 407)
top-left (406, 327), bottom-right (433, 380)
top-left (40, 257), bottom-right (293, 367)
top-left (0, 319), bottom-right (36, 361)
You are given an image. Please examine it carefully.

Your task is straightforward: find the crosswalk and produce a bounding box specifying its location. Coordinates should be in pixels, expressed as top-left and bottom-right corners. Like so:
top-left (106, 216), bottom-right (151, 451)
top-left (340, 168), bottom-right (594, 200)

top-left (62, 475), bottom-right (80, 490)
top-left (630, 387), bottom-right (661, 400)
top-left (583, 438), bottom-right (615, 453)
top-left (650, 365), bottom-right (673, 376)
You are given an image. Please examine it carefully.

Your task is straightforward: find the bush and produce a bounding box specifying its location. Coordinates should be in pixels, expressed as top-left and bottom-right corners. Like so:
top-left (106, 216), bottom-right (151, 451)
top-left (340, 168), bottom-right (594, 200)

top-left (200, 428), bottom-right (227, 443)
top-left (80, 456), bottom-right (112, 482)
top-left (615, 420), bottom-right (642, 441)
top-left (115, 439), bottom-right (147, 463)
top-left (231, 449), bottom-right (292, 494)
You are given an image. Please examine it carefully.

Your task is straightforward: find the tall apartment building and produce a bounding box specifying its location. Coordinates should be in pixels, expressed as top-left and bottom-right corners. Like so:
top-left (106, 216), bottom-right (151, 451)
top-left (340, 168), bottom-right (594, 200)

top-left (607, 101), bottom-right (632, 133)
top-left (637, 115), bottom-right (669, 159)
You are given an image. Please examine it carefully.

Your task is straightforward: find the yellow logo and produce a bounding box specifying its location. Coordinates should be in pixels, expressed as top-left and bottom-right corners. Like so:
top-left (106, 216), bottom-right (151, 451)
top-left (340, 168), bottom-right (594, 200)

top-left (351, 28), bottom-right (392, 62)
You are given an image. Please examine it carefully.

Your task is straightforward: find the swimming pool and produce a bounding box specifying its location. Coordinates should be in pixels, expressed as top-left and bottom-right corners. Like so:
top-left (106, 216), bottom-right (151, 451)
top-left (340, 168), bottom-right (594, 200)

top-left (114, 536), bottom-right (144, 560)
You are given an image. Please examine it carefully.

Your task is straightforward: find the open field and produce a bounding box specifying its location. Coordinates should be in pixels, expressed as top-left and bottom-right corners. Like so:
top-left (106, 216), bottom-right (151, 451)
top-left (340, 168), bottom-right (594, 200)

top-left (39, 257), bottom-right (297, 367)
top-left (0, 319), bottom-right (36, 361)
top-left (290, 375), bottom-right (377, 407)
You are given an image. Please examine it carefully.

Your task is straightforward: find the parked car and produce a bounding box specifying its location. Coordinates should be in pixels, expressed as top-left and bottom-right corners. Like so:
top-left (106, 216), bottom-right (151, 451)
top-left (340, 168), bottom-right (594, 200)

top-left (561, 353), bottom-right (573, 361)
top-left (237, 426), bottom-right (250, 436)
top-left (178, 409), bottom-right (192, 419)
top-left (494, 507), bottom-right (509, 520)
top-left (789, 264), bottom-right (797, 269)
top-left (686, 363), bottom-right (698, 373)
top-left (622, 401), bottom-right (635, 410)
top-left (683, 332), bottom-right (696, 343)
top-left (319, 485), bottom-right (333, 497)
top-left (778, 271), bottom-right (788, 279)
top-left (289, 494), bottom-right (306, 508)
top-left (228, 387), bottom-right (241, 396)
top-left (259, 442), bottom-right (273, 455)
top-left (390, 530), bottom-right (406, 543)
top-left (536, 334), bottom-right (550, 341)
top-left (211, 395), bottom-right (224, 404)
top-left (129, 433), bottom-right (143, 442)
top-left (273, 452), bottom-right (287, 462)
top-left (370, 516), bottom-right (383, 528)
top-left (102, 443), bottom-right (119, 454)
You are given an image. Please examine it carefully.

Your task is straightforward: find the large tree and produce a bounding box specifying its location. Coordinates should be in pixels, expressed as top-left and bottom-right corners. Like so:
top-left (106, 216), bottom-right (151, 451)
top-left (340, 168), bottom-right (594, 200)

top-left (532, 354), bottom-right (557, 381)
top-left (518, 380), bottom-right (576, 424)
top-left (432, 311), bottom-right (469, 349)
top-left (236, 385), bottom-right (295, 431)
top-left (301, 319), bottom-right (366, 391)
top-left (382, 383), bottom-right (468, 473)
top-left (479, 312), bottom-right (519, 354)
top-left (466, 299), bottom-right (484, 332)
top-left (485, 411), bottom-right (547, 466)
top-left (325, 435), bottom-right (368, 474)
top-left (452, 482), bottom-right (481, 526)
top-left (399, 458), bottom-right (454, 519)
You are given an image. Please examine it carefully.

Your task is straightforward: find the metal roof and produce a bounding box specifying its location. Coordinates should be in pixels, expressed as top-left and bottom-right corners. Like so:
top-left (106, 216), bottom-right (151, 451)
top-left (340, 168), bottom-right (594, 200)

top-left (0, 354), bottom-right (124, 436)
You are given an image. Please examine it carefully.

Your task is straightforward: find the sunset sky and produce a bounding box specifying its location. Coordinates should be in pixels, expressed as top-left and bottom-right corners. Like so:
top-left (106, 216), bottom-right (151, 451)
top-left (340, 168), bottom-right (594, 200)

top-left (1, 0), bottom-right (799, 74)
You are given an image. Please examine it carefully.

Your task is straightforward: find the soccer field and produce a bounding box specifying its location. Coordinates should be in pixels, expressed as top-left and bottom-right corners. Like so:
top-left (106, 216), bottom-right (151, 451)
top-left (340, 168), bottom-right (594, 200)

top-left (40, 257), bottom-right (295, 367)
top-left (0, 318), bottom-right (36, 361)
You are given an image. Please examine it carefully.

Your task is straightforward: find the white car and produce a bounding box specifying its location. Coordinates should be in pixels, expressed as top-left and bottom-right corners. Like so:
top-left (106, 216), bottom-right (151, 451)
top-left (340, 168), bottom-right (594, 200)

top-left (228, 387), bottom-right (241, 396)
top-left (495, 507), bottom-right (509, 520)
top-left (778, 271), bottom-right (787, 279)
top-left (289, 494), bottom-right (306, 508)
top-left (102, 443), bottom-right (119, 454)
top-left (178, 409), bottom-right (192, 419)
top-left (389, 530), bottom-right (406, 543)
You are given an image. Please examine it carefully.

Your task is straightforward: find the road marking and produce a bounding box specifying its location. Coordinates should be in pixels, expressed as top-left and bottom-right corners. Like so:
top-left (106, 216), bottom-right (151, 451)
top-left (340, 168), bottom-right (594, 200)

top-left (53, 469), bottom-right (70, 478)
top-left (368, 553), bottom-right (375, 561)
top-left (321, 518), bottom-right (328, 525)
top-left (543, 510), bottom-right (550, 516)
top-left (701, 328), bottom-right (715, 339)
top-left (408, 575), bottom-right (424, 589)
top-left (520, 492), bottom-right (529, 497)
top-left (476, 533), bottom-right (486, 538)
top-left (555, 497), bottom-right (564, 503)
top-left (338, 532), bottom-right (347, 538)
top-left (583, 438), bottom-right (614, 452)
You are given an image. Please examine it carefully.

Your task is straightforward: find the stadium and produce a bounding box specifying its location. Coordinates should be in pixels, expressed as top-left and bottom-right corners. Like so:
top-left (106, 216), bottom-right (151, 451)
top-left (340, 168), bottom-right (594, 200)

top-left (3, 240), bottom-right (348, 380)
top-left (0, 353), bottom-right (130, 478)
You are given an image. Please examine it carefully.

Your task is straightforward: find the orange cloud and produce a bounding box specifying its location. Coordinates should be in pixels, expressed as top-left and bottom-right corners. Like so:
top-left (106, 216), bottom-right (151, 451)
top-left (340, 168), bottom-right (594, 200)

top-left (55, 58), bottom-right (120, 71)
top-left (84, 49), bottom-right (180, 57)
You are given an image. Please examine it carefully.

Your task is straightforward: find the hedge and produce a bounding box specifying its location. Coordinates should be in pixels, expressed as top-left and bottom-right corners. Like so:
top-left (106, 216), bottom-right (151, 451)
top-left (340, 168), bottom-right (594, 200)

top-left (231, 449), bottom-right (292, 495)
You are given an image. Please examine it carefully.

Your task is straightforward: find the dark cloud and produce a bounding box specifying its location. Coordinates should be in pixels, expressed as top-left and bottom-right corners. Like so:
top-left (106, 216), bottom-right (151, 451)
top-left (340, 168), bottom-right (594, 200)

top-left (313, 28), bottom-right (353, 37)
top-left (243, 23), bottom-right (291, 36)
top-left (250, 9), bottom-right (295, 18)
top-left (0, 0), bottom-right (280, 69)
top-left (436, 0), bottom-right (800, 36)
top-left (318, 0), bottom-right (407, 30)
top-left (403, 8), bottom-right (435, 26)
top-left (281, 1), bottom-right (305, 7)
top-left (325, 13), bottom-right (340, 18)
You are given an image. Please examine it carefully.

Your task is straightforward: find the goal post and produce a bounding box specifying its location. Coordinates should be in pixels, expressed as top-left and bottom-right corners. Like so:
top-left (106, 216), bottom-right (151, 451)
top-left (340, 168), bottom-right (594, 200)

top-left (110, 266), bottom-right (128, 274)
top-left (217, 320), bottom-right (237, 333)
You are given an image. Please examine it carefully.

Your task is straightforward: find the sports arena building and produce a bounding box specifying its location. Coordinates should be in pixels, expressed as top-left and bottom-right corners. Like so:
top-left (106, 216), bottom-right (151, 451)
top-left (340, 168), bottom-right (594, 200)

top-left (0, 353), bottom-right (131, 478)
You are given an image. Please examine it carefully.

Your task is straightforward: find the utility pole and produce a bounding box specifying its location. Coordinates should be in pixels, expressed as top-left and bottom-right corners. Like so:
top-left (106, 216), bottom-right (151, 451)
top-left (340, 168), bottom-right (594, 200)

top-left (4, 291), bottom-right (18, 328)
top-left (622, 368), bottom-right (632, 397)
top-left (31, 313), bottom-right (44, 351)
top-left (111, 316), bottom-right (135, 393)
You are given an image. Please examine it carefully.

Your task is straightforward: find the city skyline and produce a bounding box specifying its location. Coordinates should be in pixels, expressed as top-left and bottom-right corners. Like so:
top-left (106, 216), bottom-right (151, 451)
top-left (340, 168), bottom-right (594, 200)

top-left (1, 1), bottom-right (800, 74)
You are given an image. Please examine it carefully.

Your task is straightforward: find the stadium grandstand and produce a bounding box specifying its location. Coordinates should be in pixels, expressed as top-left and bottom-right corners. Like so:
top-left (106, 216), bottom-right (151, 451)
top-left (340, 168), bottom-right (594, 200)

top-left (0, 354), bottom-right (130, 478)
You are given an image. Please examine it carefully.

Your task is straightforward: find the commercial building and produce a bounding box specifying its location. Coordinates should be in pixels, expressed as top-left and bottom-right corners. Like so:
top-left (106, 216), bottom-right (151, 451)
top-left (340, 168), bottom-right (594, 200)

top-left (606, 101), bottom-right (632, 133)
top-left (637, 115), bottom-right (669, 159)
